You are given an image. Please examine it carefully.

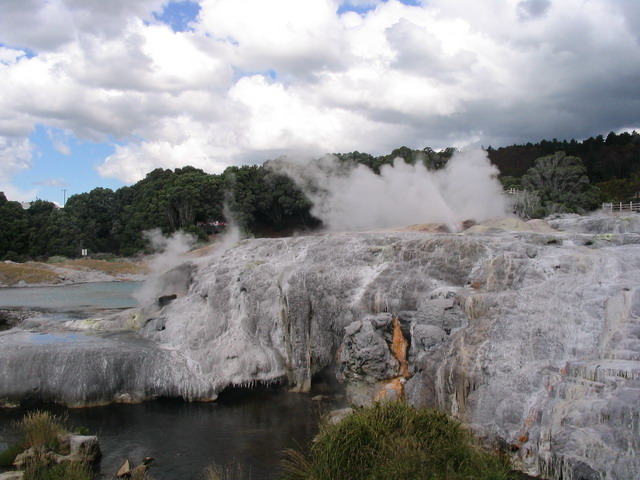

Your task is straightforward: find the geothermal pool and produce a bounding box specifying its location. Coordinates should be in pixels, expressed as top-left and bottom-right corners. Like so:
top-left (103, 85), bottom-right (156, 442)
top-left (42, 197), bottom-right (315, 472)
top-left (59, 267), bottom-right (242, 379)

top-left (0, 392), bottom-right (328, 480)
top-left (0, 281), bottom-right (141, 310)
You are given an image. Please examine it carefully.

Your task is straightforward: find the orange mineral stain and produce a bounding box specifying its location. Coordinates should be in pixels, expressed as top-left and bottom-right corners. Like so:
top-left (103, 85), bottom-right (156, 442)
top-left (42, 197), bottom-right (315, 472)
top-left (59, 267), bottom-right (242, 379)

top-left (392, 315), bottom-right (410, 378)
top-left (375, 316), bottom-right (412, 401)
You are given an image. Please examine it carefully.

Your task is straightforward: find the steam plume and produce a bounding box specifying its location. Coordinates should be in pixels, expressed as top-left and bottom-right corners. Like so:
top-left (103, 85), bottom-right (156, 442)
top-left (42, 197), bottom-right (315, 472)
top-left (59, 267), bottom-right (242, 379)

top-left (270, 149), bottom-right (508, 232)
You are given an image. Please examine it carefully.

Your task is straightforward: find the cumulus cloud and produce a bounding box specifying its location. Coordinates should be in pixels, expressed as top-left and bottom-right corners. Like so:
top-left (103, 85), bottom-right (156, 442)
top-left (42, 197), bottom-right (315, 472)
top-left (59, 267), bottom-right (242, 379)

top-left (0, 136), bottom-right (33, 179)
top-left (0, 0), bottom-right (639, 190)
top-left (32, 178), bottom-right (69, 187)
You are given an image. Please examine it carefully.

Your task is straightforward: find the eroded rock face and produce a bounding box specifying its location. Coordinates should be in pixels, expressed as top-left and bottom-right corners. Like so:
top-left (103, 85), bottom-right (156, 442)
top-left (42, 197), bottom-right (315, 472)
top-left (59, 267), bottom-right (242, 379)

top-left (147, 215), bottom-right (640, 479)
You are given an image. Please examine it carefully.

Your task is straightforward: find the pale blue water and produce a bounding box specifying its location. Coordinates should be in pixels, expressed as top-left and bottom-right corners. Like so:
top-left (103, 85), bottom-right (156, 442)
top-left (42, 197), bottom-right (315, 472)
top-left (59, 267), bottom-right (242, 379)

top-left (0, 281), bottom-right (141, 310)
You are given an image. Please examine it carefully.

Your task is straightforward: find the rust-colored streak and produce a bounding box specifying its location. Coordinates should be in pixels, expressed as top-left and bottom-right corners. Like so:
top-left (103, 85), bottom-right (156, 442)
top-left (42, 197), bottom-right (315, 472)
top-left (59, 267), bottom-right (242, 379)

top-left (392, 316), bottom-right (410, 379)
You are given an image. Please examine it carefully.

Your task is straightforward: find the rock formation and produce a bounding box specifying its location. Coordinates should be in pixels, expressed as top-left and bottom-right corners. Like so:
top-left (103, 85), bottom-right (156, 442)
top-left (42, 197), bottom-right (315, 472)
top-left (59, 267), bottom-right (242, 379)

top-left (1, 213), bottom-right (639, 478)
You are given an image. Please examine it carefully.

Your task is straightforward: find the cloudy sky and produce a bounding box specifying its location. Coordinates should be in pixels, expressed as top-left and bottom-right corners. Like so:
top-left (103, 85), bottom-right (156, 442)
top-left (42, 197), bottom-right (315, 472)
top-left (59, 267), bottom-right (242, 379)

top-left (1, 0), bottom-right (639, 204)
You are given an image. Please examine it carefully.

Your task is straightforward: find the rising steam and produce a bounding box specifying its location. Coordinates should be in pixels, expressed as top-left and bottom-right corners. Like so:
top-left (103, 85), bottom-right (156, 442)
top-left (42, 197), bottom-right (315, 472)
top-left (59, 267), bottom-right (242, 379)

top-left (270, 149), bottom-right (508, 232)
top-left (133, 229), bottom-right (196, 308)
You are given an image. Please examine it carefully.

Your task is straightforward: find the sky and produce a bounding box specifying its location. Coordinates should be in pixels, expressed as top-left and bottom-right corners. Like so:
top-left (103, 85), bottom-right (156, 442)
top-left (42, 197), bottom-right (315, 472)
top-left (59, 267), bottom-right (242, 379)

top-left (1, 0), bottom-right (639, 205)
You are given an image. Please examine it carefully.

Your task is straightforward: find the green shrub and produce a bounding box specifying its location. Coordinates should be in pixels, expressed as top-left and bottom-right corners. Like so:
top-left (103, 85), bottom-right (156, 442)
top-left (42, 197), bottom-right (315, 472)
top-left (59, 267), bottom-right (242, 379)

top-left (15, 410), bottom-right (66, 452)
top-left (281, 401), bottom-right (514, 480)
top-left (0, 441), bottom-right (24, 467)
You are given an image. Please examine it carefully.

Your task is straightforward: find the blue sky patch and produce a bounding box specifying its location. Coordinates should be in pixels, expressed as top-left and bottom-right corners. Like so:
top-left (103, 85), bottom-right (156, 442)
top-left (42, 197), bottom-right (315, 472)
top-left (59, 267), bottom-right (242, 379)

top-left (153, 0), bottom-right (201, 32)
top-left (337, 3), bottom-right (377, 15)
top-left (15, 126), bottom-right (124, 205)
top-left (338, 0), bottom-right (422, 15)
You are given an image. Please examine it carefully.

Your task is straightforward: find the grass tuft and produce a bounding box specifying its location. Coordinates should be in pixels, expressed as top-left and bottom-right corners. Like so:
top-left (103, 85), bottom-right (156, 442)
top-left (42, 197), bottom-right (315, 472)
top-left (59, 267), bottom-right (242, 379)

top-left (281, 401), bottom-right (515, 480)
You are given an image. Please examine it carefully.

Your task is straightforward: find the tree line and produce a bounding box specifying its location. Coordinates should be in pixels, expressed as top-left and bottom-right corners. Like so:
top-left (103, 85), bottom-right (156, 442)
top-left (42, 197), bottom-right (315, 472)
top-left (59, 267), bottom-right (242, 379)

top-left (1, 132), bottom-right (639, 261)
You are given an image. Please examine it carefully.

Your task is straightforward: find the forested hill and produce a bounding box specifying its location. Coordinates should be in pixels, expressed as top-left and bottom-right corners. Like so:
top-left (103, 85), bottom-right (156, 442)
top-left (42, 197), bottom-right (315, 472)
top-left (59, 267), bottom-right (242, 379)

top-left (1, 131), bottom-right (639, 261)
top-left (488, 131), bottom-right (640, 184)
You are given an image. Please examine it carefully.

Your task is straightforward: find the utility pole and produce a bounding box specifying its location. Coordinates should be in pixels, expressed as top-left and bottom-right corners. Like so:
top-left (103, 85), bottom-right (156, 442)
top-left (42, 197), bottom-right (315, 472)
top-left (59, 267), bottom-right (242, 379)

top-left (62, 189), bottom-right (67, 207)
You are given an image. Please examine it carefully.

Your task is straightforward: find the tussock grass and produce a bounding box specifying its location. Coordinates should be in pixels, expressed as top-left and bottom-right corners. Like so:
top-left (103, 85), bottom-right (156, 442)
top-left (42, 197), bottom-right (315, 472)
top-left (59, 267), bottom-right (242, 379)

top-left (281, 401), bottom-right (515, 480)
top-left (23, 458), bottom-right (92, 480)
top-left (202, 463), bottom-right (250, 480)
top-left (131, 467), bottom-right (154, 480)
top-left (15, 410), bottom-right (67, 452)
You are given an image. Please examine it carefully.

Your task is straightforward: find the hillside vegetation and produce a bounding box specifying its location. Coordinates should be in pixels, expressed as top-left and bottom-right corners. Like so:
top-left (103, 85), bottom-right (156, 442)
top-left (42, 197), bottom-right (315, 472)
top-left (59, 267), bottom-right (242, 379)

top-left (1, 131), bottom-right (638, 261)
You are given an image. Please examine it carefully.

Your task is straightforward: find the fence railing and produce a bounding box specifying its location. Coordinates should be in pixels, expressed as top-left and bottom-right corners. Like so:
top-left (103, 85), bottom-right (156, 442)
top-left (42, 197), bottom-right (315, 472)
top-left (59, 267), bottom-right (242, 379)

top-left (602, 202), bottom-right (640, 213)
top-left (503, 188), bottom-right (523, 196)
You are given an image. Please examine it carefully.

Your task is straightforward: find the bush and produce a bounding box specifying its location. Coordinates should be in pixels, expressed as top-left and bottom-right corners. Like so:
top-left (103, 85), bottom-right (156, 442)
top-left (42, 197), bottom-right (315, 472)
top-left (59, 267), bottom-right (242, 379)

top-left (281, 401), bottom-right (514, 480)
top-left (3, 251), bottom-right (27, 263)
top-left (89, 252), bottom-right (117, 261)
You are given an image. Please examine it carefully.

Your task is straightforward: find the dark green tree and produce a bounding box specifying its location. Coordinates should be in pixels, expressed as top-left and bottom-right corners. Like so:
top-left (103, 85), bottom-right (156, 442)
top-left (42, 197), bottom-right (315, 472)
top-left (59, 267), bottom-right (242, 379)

top-left (521, 151), bottom-right (601, 216)
top-left (0, 193), bottom-right (29, 260)
top-left (64, 188), bottom-right (118, 254)
top-left (25, 199), bottom-right (59, 258)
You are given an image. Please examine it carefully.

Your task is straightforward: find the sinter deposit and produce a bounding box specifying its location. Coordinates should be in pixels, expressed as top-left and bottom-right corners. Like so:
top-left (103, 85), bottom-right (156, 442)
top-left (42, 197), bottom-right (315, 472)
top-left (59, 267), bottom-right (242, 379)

top-left (1, 213), bottom-right (640, 479)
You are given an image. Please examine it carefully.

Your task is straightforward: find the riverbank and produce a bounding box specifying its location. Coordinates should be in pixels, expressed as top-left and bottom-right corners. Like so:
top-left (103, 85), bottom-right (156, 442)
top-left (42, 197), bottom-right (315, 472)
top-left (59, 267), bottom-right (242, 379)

top-left (0, 258), bottom-right (148, 287)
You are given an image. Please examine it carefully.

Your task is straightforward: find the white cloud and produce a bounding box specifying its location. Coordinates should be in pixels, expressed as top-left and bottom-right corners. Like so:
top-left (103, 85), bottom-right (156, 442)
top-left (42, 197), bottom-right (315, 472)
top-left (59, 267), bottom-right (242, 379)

top-left (0, 0), bottom-right (639, 189)
top-left (0, 135), bottom-right (38, 201)
top-left (33, 178), bottom-right (69, 187)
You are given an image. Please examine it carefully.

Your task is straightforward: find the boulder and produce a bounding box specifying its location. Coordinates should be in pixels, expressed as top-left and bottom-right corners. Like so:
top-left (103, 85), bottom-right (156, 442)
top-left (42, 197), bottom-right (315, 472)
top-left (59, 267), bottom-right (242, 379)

top-left (69, 435), bottom-right (101, 463)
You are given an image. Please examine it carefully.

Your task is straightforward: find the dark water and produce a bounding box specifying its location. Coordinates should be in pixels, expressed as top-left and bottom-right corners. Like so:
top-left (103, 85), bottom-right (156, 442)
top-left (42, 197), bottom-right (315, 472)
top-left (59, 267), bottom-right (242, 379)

top-left (0, 281), bottom-right (141, 310)
top-left (0, 391), bottom-right (330, 480)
